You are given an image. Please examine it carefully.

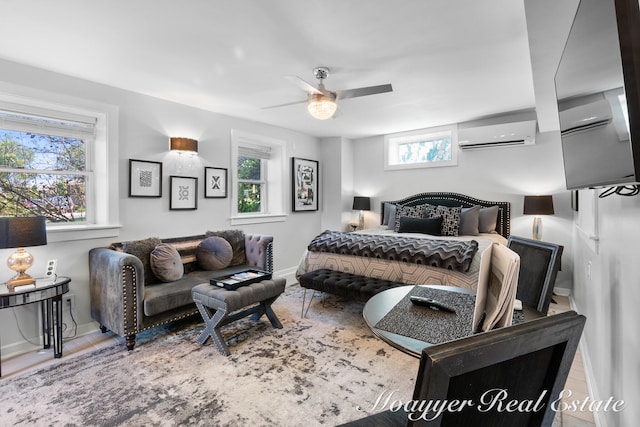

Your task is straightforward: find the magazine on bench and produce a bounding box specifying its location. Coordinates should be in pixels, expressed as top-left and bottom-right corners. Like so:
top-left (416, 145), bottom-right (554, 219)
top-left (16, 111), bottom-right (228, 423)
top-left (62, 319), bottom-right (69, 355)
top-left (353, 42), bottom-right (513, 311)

top-left (210, 269), bottom-right (272, 290)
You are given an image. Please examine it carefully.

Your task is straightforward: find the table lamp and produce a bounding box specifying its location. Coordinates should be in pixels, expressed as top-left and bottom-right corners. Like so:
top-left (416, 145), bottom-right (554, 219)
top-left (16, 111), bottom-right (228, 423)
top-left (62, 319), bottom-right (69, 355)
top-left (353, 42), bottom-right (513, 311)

top-left (0, 216), bottom-right (48, 291)
top-left (352, 196), bottom-right (371, 230)
top-left (523, 195), bottom-right (554, 241)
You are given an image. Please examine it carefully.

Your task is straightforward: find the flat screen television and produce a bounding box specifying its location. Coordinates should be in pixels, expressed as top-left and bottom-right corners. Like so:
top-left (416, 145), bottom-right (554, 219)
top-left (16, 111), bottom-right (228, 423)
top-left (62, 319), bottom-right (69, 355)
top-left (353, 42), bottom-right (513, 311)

top-left (555, 0), bottom-right (640, 190)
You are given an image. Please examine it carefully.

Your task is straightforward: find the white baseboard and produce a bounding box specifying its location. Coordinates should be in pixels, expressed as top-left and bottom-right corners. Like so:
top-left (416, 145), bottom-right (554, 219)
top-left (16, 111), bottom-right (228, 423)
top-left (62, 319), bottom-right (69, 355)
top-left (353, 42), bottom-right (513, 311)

top-left (569, 295), bottom-right (606, 427)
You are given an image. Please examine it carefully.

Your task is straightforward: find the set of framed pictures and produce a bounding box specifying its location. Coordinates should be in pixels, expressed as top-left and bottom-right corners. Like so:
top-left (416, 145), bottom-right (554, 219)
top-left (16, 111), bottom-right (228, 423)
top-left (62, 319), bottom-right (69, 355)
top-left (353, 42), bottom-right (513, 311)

top-left (129, 159), bottom-right (227, 210)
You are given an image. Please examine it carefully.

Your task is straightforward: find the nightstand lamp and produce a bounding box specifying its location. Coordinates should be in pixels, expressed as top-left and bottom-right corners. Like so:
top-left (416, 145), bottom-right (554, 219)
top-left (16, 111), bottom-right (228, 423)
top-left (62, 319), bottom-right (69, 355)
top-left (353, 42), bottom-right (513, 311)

top-left (523, 195), bottom-right (554, 241)
top-left (0, 216), bottom-right (47, 291)
top-left (352, 196), bottom-right (371, 230)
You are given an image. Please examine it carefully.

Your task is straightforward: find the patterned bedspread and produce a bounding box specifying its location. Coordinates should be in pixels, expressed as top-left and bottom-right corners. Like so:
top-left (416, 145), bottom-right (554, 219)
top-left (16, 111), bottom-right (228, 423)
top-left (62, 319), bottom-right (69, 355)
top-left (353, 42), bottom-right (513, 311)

top-left (297, 227), bottom-right (507, 291)
top-left (307, 230), bottom-right (478, 272)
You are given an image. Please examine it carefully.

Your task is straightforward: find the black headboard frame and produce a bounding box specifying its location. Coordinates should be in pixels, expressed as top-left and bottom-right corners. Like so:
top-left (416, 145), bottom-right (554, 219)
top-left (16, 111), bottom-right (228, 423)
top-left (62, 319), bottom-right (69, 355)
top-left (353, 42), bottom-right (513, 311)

top-left (380, 191), bottom-right (511, 239)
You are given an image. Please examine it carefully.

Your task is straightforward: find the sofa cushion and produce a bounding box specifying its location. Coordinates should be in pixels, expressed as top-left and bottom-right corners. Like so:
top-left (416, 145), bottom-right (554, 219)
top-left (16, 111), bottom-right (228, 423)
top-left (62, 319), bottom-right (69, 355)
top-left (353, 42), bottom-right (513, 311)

top-left (119, 237), bottom-right (162, 285)
top-left (196, 236), bottom-right (233, 270)
top-left (150, 243), bottom-right (184, 282)
top-left (142, 266), bottom-right (254, 316)
top-left (206, 230), bottom-right (245, 266)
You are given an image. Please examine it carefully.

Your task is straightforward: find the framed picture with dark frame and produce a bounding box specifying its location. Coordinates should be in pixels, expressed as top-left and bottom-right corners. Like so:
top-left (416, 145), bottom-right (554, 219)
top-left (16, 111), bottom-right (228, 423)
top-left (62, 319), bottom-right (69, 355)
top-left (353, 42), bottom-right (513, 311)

top-left (129, 159), bottom-right (162, 197)
top-left (291, 157), bottom-right (319, 212)
top-left (204, 167), bottom-right (227, 198)
top-left (170, 176), bottom-right (198, 210)
top-left (506, 236), bottom-right (563, 314)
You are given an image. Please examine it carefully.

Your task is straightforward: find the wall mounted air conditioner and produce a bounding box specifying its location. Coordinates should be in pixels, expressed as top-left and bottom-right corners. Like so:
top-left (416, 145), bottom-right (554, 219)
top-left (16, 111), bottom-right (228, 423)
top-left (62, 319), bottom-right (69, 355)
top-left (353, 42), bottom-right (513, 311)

top-left (458, 120), bottom-right (537, 150)
top-left (559, 97), bottom-right (613, 137)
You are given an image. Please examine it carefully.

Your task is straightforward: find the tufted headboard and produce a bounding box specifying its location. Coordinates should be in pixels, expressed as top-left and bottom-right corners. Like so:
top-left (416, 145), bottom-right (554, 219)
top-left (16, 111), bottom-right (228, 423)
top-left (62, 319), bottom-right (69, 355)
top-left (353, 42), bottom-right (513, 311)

top-left (380, 192), bottom-right (511, 239)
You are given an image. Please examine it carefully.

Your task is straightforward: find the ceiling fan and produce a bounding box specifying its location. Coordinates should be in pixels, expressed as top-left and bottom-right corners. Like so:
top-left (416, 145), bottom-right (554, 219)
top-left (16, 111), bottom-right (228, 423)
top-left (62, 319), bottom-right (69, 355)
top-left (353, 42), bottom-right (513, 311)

top-left (264, 67), bottom-right (393, 120)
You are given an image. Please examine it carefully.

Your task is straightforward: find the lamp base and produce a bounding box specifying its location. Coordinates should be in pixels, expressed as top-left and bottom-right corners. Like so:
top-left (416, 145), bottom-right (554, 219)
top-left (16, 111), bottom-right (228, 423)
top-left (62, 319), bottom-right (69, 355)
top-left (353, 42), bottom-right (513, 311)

top-left (532, 216), bottom-right (542, 241)
top-left (6, 272), bottom-right (36, 292)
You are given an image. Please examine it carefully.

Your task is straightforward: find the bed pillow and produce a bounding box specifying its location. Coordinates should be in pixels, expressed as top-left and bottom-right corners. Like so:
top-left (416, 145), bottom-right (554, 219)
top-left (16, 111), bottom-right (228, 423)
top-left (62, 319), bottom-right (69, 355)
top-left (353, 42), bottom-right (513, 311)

top-left (384, 203), bottom-right (397, 230)
top-left (428, 206), bottom-right (462, 236)
top-left (150, 243), bottom-right (184, 282)
top-left (393, 204), bottom-right (436, 232)
top-left (479, 205), bottom-right (499, 234)
top-left (397, 216), bottom-right (443, 235)
top-left (196, 236), bottom-right (234, 270)
top-left (459, 205), bottom-right (481, 236)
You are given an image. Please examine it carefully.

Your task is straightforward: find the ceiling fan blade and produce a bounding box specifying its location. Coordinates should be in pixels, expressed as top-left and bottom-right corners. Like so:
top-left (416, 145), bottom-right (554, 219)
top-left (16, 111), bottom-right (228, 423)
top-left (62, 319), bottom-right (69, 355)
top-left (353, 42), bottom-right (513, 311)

top-left (262, 99), bottom-right (307, 110)
top-left (336, 84), bottom-right (393, 100)
top-left (285, 75), bottom-right (323, 95)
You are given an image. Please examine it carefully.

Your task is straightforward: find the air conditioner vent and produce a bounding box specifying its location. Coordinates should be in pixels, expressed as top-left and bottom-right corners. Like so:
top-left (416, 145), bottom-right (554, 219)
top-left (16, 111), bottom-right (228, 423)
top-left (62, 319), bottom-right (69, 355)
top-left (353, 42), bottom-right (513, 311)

top-left (458, 120), bottom-right (537, 150)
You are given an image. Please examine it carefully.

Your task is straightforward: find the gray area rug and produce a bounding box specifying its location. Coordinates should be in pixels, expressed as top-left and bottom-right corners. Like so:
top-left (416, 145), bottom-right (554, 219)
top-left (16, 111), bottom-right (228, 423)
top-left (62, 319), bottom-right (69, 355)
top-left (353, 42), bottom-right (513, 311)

top-left (0, 285), bottom-right (419, 426)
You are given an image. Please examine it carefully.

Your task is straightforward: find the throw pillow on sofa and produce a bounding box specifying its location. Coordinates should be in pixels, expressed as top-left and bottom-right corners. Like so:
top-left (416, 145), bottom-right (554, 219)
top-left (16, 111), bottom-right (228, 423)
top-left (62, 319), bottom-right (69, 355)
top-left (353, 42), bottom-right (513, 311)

top-left (196, 236), bottom-right (233, 270)
top-left (119, 237), bottom-right (162, 285)
top-left (150, 243), bottom-right (184, 282)
top-left (206, 230), bottom-right (245, 266)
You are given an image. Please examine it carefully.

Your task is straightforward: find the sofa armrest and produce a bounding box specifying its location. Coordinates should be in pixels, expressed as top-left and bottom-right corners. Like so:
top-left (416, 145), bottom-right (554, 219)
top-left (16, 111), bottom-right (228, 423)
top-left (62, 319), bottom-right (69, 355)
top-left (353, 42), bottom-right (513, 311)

top-left (89, 247), bottom-right (145, 337)
top-left (244, 234), bottom-right (274, 272)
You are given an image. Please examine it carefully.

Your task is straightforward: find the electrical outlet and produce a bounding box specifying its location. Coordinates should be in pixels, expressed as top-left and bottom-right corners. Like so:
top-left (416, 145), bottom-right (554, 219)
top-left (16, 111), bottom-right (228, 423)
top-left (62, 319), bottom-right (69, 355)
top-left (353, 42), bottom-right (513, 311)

top-left (63, 294), bottom-right (75, 309)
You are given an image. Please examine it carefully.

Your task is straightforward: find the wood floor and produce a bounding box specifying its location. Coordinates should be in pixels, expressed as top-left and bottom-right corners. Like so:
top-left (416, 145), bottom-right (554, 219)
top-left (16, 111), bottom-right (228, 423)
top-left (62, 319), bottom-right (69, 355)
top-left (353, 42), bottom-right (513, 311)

top-left (2, 296), bottom-right (597, 426)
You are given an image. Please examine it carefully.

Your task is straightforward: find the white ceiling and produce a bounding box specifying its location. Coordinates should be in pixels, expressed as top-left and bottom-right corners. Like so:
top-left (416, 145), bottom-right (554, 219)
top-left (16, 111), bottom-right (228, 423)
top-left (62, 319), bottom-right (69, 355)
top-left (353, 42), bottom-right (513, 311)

top-left (0, 0), bottom-right (578, 139)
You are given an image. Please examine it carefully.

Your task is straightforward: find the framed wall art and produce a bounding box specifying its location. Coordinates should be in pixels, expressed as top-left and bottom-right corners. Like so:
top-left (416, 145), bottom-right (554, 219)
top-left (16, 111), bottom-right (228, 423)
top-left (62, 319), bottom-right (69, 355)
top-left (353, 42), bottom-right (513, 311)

top-left (292, 157), bottom-right (318, 212)
top-left (129, 159), bottom-right (162, 197)
top-left (170, 176), bottom-right (198, 210)
top-left (204, 167), bottom-right (228, 198)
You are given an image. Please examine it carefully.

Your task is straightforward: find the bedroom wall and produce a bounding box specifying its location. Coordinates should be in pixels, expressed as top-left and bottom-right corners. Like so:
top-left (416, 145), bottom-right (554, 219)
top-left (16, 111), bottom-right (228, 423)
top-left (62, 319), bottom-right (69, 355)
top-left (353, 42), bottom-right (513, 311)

top-left (571, 191), bottom-right (639, 427)
top-left (350, 129), bottom-right (575, 291)
top-left (0, 58), bottom-right (322, 356)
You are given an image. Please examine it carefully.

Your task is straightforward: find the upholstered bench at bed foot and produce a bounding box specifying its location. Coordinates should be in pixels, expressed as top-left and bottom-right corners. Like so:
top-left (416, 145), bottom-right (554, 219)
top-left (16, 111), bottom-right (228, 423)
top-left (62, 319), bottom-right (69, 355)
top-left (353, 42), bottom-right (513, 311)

top-left (192, 278), bottom-right (286, 355)
top-left (298, 269), bottom-right (407, 317)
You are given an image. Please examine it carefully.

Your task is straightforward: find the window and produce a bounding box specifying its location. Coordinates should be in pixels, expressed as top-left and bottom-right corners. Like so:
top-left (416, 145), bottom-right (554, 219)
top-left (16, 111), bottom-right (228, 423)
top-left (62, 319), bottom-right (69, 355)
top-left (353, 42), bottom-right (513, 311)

top-left (0, 90), bottom-right (119, 241)
top-left (0, 107), bottom-right (94, 223)
top-left (384, 125), bottom-right (458, 170)
top-left (230, 130), bottom-right (286, 224)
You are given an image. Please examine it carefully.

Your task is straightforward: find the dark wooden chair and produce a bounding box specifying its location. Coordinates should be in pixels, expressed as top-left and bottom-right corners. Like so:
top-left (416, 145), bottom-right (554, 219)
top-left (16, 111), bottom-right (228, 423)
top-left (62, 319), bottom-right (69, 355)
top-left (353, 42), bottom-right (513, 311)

top-left (339, 311), bottom-right (585, 427)
top-left (507, 236), bottom-right (563, 314)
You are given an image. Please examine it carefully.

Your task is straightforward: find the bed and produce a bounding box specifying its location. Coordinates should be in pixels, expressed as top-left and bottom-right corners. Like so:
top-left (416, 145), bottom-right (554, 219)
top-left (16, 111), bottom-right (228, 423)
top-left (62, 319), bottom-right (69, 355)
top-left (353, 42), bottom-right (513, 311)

top-left (296, 192), bottom-right (510, 291)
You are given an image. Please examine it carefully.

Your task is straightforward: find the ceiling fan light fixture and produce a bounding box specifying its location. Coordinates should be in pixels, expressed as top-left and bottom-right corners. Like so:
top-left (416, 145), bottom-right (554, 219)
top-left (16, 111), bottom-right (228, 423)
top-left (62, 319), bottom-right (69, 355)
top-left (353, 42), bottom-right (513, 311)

top-left (307, 93), bottom-right (337, 120)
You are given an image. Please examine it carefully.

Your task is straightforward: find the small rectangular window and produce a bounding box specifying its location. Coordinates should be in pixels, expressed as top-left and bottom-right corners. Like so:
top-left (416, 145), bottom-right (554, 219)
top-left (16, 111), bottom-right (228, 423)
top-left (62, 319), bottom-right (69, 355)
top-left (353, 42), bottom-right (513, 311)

top-left (384, 125), bottom-right (458, 170)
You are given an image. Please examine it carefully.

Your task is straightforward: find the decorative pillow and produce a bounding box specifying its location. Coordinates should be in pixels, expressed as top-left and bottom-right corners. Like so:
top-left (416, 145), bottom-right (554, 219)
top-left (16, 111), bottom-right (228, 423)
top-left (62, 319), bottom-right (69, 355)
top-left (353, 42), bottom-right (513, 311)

top-left (206, 230), bottom-right (245, 266)
top-left (479, 205), bottom-right (499, 234)
top-left (429, 205), bottom-right (462, 236)
top-left (393, 204), bottom-right (436, 232)
top-left (196, 236), bottom-right (233, 270)
top-left (459, 205), bottom-right (481, 236)
top-left (397, 216), bottom-right (443, 235)
top-left (150, 243), bottom-right (184, 282)
top-left (384, 203), bottom-right (397, 230)
top-left (120, 237), bottom-right (162, 285)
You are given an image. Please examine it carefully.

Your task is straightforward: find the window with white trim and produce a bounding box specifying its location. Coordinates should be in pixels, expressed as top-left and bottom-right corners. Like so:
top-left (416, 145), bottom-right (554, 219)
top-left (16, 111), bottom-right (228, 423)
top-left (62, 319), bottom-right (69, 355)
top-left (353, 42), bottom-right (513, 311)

top-left (231, 130), bottom-right (286, 224)
top-left (0, 91), bottom-right (118, 239)
top-left (0, 104), bottom-right (95, 222)
top-left (384, 125), bottom-right (458, 170)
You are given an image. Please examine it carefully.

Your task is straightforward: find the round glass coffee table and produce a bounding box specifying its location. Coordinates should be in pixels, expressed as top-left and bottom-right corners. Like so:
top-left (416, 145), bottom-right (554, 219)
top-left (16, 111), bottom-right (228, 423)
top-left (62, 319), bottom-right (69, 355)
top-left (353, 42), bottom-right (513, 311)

top-left (362, 285), bottom-right (474, 358)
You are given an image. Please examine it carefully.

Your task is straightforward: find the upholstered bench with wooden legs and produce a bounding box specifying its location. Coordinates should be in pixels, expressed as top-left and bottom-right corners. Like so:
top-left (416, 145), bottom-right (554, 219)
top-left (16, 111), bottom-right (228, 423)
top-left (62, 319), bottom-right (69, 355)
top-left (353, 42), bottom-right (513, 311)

top-left (191, 277), bottom-right (286, 355)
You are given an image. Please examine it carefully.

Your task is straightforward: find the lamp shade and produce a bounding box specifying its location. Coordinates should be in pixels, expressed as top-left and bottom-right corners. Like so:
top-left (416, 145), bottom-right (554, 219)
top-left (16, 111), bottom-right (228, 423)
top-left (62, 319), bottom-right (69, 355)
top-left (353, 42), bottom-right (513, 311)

top-left (352, 196), bottom-right (371, 211)
top-left (523, 195), bottom-right (555, 215)
top-left (0, 216), bottom-right (48, 249)
top-left (170, 137), bottom-right (198, 153)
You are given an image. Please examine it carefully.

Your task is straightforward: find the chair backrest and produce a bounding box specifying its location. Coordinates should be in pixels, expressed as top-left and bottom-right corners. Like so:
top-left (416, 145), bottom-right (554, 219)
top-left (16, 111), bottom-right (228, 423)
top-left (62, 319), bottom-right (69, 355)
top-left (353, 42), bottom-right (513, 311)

top-left (409, 311), bottom-right (586, 427)
top-left (473, 242), bottom-right (520, 332)
top-left (507, 236), bottom-right (563, 314)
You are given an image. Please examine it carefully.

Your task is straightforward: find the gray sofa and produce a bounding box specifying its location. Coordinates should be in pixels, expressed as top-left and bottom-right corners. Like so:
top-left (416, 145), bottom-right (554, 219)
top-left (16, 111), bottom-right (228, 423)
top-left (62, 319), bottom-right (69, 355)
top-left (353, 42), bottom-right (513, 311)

top-left (89, 230), bottom-right (273, 350)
